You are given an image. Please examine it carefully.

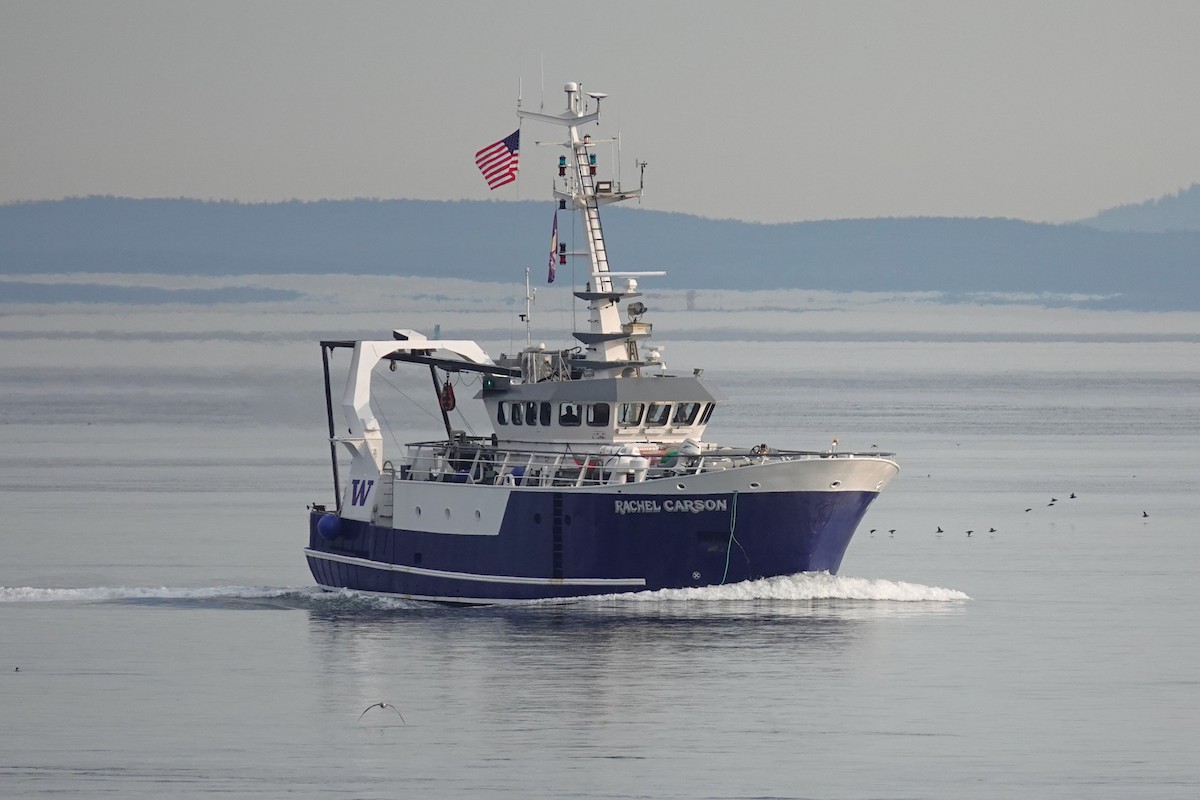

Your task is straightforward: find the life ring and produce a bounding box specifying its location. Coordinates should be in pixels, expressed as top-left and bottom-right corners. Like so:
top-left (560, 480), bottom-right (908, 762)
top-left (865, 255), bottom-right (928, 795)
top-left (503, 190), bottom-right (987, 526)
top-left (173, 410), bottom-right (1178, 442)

top-left (439, 380), bottom-right (456, 412)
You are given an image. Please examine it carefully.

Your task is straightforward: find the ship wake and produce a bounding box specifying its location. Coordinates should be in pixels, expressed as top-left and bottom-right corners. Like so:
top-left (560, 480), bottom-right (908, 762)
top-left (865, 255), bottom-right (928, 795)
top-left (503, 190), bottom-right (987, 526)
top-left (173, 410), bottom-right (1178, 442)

top-left (0, 584), bottom-right (421, 611)
top-left (588, 572), bottom-right (969, 603)
top-left (3, 572), bottom-right (969, 611)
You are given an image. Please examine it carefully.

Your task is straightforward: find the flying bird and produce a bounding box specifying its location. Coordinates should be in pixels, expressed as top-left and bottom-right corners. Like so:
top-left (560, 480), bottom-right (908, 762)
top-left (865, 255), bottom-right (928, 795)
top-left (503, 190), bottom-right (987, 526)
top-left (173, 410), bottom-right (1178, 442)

top-left (359, 702), bottom-right (406, 724)
top-left (936, 526), bottom-right (944, 533)
top-left (1143, 511), bottom-right (1149, 518)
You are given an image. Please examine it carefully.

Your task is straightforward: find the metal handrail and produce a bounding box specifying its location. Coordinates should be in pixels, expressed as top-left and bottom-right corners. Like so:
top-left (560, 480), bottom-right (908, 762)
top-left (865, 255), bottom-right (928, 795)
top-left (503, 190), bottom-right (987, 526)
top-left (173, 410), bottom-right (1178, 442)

top-left (396, 439), bottom-right (894, 488)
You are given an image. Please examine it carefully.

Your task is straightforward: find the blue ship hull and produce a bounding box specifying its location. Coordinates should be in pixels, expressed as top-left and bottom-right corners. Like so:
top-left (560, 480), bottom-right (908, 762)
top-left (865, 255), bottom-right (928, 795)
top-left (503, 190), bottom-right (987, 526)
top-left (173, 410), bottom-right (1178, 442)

top-left (305, 488), bottom-right (879, 604)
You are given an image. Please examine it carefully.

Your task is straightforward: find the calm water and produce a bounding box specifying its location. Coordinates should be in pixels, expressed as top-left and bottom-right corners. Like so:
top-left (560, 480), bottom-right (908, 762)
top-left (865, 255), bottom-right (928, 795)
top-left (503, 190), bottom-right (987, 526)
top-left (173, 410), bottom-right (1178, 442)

top-left (2, 293), bottom-right (1199, 798)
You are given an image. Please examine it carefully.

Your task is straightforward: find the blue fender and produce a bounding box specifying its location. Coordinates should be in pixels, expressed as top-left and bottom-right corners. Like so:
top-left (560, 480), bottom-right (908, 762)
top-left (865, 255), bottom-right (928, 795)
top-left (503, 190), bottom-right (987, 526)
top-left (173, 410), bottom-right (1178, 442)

top-left (316, 514), bottom-right (342, 541)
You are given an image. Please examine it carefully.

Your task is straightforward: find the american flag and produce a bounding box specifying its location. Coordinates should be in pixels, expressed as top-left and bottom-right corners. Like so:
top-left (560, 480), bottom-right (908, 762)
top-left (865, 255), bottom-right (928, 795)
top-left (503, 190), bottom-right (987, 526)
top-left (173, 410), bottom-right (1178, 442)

top-left (475, 130), bottom-right (520, 189)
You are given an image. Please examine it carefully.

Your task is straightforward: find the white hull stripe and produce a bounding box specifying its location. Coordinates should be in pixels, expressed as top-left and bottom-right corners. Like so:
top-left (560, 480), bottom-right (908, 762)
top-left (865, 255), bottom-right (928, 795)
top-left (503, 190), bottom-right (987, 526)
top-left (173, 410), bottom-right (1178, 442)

top-left (312, 583), bottom-right (594, 606)
top-left (304, 549), bottom-right (646, 587)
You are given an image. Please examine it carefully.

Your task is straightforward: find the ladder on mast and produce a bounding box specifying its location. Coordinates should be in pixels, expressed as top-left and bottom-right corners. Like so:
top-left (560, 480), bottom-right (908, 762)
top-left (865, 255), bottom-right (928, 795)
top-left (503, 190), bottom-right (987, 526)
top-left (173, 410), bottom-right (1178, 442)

top-left (573, 143), bottom-right (612, 292)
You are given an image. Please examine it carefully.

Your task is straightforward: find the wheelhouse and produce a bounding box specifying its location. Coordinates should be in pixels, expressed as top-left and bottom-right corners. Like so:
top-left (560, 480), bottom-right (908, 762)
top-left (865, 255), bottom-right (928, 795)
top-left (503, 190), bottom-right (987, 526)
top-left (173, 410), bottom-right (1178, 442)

top-left (480, 374), bottom-right (721, 449)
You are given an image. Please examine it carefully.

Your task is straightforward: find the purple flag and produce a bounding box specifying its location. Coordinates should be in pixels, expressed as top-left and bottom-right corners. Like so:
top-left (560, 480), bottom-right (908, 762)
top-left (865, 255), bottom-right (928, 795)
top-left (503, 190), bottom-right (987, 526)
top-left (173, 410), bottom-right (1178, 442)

top-left (547, 210), bottom-right (558, 283)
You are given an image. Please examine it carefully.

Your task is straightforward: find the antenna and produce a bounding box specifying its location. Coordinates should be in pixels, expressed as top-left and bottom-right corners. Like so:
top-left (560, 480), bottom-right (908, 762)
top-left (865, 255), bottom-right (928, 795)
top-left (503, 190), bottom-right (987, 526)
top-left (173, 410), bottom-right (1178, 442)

top-left (587, 91), bottom-right (607, 119)
top-left (522, 266), bottom-right (535, 348)
top-left (616, 130), bottom-right (621, 190)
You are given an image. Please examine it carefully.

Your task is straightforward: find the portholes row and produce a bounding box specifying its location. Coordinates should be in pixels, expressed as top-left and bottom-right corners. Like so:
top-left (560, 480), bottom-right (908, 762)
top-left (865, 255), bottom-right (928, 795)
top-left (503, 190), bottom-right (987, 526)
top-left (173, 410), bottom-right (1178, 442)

top-left (414, 507), bottom-right (484, 520)
top-left (408, 507), bottom-right (573, 525)
top-left (672, 481), bottom-right (762, 490)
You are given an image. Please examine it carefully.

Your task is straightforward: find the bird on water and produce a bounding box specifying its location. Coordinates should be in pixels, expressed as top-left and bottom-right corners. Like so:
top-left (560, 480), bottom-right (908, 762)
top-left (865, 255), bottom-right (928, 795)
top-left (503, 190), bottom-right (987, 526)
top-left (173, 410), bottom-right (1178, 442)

top-left (359, 702), bottom-right (406, 724)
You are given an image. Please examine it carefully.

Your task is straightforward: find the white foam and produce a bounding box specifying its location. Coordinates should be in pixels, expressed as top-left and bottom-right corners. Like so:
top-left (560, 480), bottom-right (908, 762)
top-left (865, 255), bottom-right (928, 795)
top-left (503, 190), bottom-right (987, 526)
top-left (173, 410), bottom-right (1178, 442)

top-left (588, 572), bottom-right (970, 603)
top-left (0, 585), bottom-right (300, 603)
top-left (2, 574), bottom-right (969, 607)
top-left (0, 585), bottom-right (424, 611)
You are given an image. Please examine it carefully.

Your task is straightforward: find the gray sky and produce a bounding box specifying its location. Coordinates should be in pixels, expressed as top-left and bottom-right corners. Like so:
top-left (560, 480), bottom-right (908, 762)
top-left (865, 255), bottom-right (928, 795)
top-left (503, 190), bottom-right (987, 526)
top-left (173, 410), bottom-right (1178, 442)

top-left (3, 0), bottom-right (1199, 223)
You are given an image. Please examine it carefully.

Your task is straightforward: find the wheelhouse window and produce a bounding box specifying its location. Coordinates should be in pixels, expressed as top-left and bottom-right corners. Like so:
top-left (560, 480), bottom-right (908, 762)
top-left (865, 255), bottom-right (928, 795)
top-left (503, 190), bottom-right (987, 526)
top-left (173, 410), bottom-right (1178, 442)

top-left (617, 402), bottom-right (644, 427)
top-left (558, 402), bottom-right (581, 426)
top-left (586, 403), bottom-right (611, 427)
top-left (496, 403), bottom-right (507, 425)
top-left (673, 402), bottom-right (701, 425)
top-left (645, 402), bottom-right (671, 426)
top-left (700, 402), bottom-right (716, 424)
top-left (539, 402), bottom-right (552, 426)
top-left (526, 401), bottom-right (538, 426)
top-left (510, 401), bottom-right (523, 425)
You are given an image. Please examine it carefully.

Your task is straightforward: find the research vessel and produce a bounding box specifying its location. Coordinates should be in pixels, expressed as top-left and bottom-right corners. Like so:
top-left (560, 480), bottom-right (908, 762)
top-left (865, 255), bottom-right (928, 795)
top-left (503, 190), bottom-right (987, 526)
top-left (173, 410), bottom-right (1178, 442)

top-left (306, 82), bottom-right (899, 603)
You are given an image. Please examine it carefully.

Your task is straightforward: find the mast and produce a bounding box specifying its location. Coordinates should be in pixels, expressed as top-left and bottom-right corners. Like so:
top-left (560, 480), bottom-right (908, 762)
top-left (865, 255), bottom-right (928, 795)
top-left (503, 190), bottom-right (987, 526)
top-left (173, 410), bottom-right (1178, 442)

top-left (517, 82), bottom-right (660, 377)
top-left (519, 265), bottom-right (535, 349)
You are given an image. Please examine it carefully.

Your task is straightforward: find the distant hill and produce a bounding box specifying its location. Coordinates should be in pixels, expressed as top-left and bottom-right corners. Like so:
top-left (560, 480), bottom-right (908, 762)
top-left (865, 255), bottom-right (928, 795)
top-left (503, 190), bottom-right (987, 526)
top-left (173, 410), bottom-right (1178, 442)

top-left (3, 196), bottom-right (1199, 310)
top-left (1080, 183), bottom-right (1200, 233)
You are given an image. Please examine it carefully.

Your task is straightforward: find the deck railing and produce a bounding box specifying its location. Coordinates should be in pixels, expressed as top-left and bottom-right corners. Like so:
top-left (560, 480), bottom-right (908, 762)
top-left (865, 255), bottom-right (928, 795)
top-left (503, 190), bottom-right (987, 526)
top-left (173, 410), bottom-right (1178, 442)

top-left (394, 438), bottom-right (893, 488)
